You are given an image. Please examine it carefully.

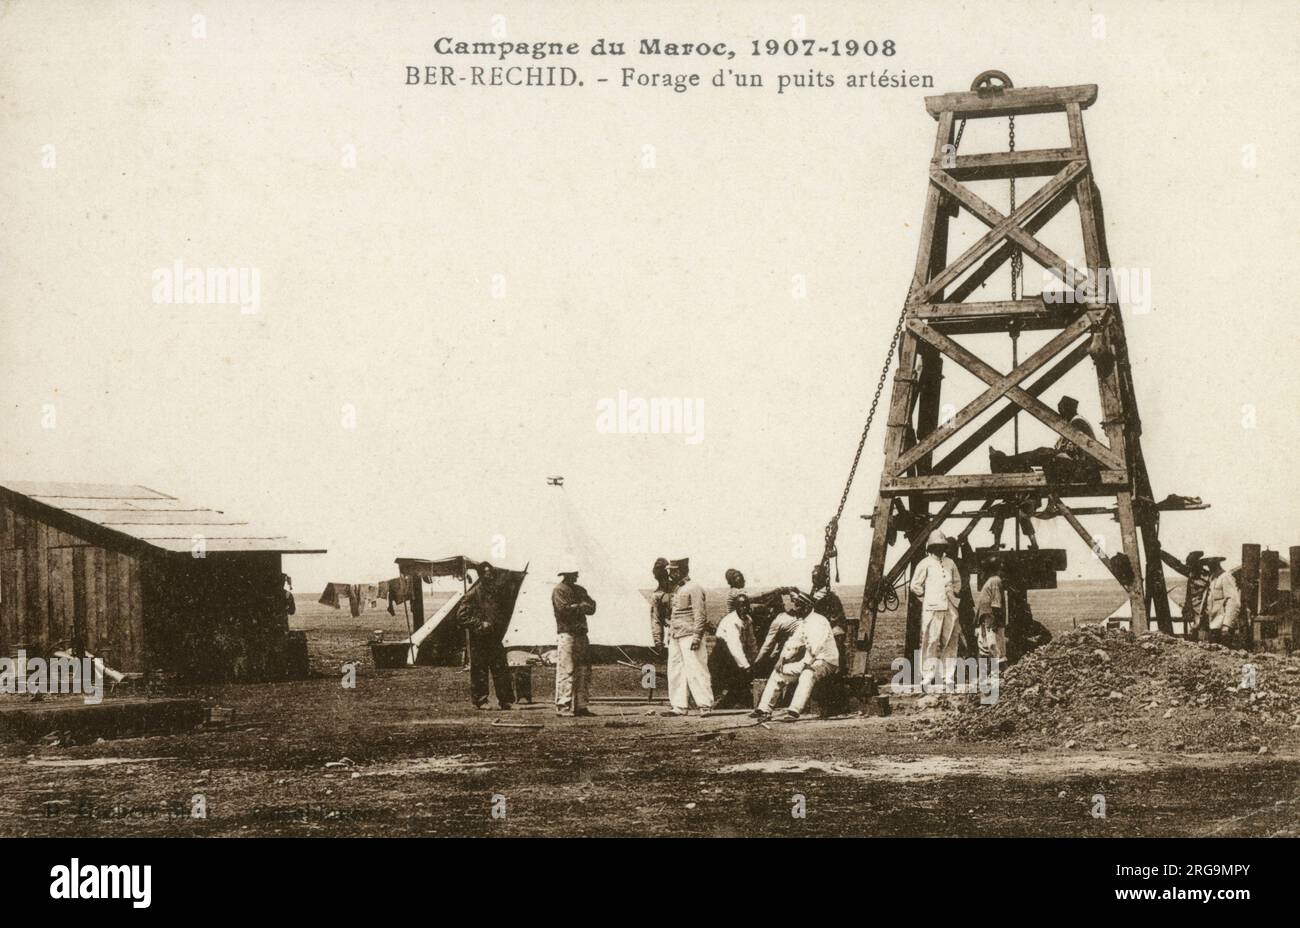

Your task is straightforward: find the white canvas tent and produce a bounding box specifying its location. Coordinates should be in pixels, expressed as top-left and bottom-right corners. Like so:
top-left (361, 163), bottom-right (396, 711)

top-left (1106, 581), bottom-right (1188, 633)
top-left (501, 483), bottom-right (654, 650)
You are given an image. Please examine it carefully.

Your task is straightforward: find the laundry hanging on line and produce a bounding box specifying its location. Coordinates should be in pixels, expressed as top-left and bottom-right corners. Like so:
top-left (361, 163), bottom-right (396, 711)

top-left (318, 582), bottom-right (385, 615)
top-left (320, 578), bottom-right (421, 616)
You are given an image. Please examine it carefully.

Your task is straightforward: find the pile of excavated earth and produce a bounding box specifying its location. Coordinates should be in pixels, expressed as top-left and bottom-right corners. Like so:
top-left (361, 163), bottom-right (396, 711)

top-left (929, 626), bottom-right (1300, 754)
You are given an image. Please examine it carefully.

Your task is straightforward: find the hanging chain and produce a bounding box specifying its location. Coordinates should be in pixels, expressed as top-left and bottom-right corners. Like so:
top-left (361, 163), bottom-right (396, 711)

top-left (821, 296), bottom-right (911, 574)
top-left (1008, 114), bottom-right (1023, 300)
top-left (821, 114), bottom-right (968, 576)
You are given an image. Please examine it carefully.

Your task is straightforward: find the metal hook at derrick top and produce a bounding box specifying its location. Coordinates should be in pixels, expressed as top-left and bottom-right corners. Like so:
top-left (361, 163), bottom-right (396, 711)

top-left (971, 70), bottom-right (1014, 93)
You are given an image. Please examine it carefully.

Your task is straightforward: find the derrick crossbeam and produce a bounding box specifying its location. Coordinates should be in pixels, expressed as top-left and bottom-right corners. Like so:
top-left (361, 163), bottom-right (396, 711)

top-left (858, 76), bottom-right (1180, 650)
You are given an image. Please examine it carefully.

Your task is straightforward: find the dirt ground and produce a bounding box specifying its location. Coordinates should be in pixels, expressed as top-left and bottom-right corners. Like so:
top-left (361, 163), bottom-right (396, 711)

top-left (2, 582), bottom-right (1297, 837)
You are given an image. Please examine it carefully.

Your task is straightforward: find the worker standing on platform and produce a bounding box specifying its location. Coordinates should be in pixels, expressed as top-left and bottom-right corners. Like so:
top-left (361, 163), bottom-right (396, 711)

top-left (1201, 557), bottom-right (1241, 646)
top-left (552, 569), bottom-right (597, 717)
top-left (910, 531), bottom-right (961, 690)
top-left (665, 557), bottom-right (713, 716)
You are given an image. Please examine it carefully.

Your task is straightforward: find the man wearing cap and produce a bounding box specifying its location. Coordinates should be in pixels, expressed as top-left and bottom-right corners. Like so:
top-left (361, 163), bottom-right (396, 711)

top-left (710, 593), bottom-right (758, 709)
top-left (1200, 557), bottom-right (1241, 645)
top-left (462, 561), bottom-right (516, 710)
top-left (552, 569), bottom-right (597, 717)
top-left (991, 395), bottom-right (1099, 485)
top-left (665, 557), bottom-right (714, 715)
top-left (650, 557), bottom-right (674, 650)
top-left (910, 531), bottom-right (961, 689)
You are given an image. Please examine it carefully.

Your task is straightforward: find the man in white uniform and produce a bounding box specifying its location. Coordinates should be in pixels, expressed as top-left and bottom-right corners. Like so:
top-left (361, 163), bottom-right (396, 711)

top-left (910, 530), bottom-right (961, 690)
top-left (665, 557), bottom-right (714, 716)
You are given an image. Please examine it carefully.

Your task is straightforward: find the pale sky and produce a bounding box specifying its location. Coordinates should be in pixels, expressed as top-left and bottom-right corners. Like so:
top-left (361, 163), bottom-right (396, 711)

top-left (2, 0), bottom-right (1296, 595)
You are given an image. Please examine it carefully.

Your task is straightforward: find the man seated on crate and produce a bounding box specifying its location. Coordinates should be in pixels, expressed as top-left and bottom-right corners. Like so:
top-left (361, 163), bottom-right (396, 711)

top-left (771, 596), bottom-right (840, 722)
top-left (751, 593), bottom-right (839, 721)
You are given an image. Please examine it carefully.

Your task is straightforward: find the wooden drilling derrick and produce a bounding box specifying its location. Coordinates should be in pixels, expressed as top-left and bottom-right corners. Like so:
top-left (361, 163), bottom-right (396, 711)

top-left (855, 72), bottom-right (1189, 664)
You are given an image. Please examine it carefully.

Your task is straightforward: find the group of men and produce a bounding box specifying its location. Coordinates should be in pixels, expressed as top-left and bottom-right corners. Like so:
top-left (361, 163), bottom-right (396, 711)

top-left (455, 534), bottom-right (1243, 721)
top-left (459, 555), bottom-right (852, 721)
top-left (457, 560), bottom-right (594, 716)
top-left (649, 557), bottom-right (848, 721)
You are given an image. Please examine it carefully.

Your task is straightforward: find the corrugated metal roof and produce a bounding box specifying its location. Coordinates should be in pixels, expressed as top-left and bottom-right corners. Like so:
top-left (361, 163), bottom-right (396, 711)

top-left (0, 481), bottom-right (325, 555)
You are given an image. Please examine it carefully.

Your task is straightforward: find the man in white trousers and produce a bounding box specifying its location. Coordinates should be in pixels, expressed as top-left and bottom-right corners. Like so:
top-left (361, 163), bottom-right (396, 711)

top-left (751, 593), bottom-right (816, 720)
top-left (552, 569), bottom-right (597, 717)
top-left (772, 597), bottom-right (839, 721)
top-left (665, 557), bottom-right (713, 716)
top-left (910, 531), bottom-right (961, 690)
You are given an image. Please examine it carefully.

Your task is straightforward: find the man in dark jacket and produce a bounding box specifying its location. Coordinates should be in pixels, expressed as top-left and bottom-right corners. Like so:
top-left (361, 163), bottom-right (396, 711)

top-left (463, 562), bottom-right (515, 710)
top-left (553, 570), bottom-right (597, 717)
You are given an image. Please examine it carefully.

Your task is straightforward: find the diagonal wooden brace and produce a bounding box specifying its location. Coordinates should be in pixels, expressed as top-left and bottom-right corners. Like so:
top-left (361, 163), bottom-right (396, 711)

top-left (913, 161), bottom-right (1088, 304)
top-left (930, 168), bottom-right (1090, 289)
top-left (894, 313), bottom-right (1093, 475)
top-left (907, 319), bottom-right (1126, 472)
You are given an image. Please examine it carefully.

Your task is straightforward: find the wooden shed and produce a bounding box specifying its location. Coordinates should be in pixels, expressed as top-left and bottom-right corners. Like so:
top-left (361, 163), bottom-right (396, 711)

top-left (0, 481), bottom-right (324, 682)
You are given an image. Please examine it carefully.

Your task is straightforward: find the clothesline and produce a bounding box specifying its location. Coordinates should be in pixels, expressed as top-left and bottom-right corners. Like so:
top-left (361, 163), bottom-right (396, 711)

top-left (318, 577), bottom-right (419, 617)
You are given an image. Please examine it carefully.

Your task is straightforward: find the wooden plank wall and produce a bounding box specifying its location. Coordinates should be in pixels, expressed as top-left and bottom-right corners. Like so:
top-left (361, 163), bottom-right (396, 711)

top-left (145, 552), bottom-right (288, 681)
top-left (0, 500), bottom-right (145, 671)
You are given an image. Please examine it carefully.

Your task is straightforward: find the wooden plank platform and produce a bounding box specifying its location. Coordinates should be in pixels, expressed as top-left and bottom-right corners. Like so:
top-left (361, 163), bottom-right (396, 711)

top-left (0, 697), bottom-right (206, 742)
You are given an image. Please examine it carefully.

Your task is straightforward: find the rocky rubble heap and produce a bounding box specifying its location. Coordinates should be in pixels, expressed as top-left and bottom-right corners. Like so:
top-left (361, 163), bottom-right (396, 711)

top-left (934, 626), bottom-right (1300, 753)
